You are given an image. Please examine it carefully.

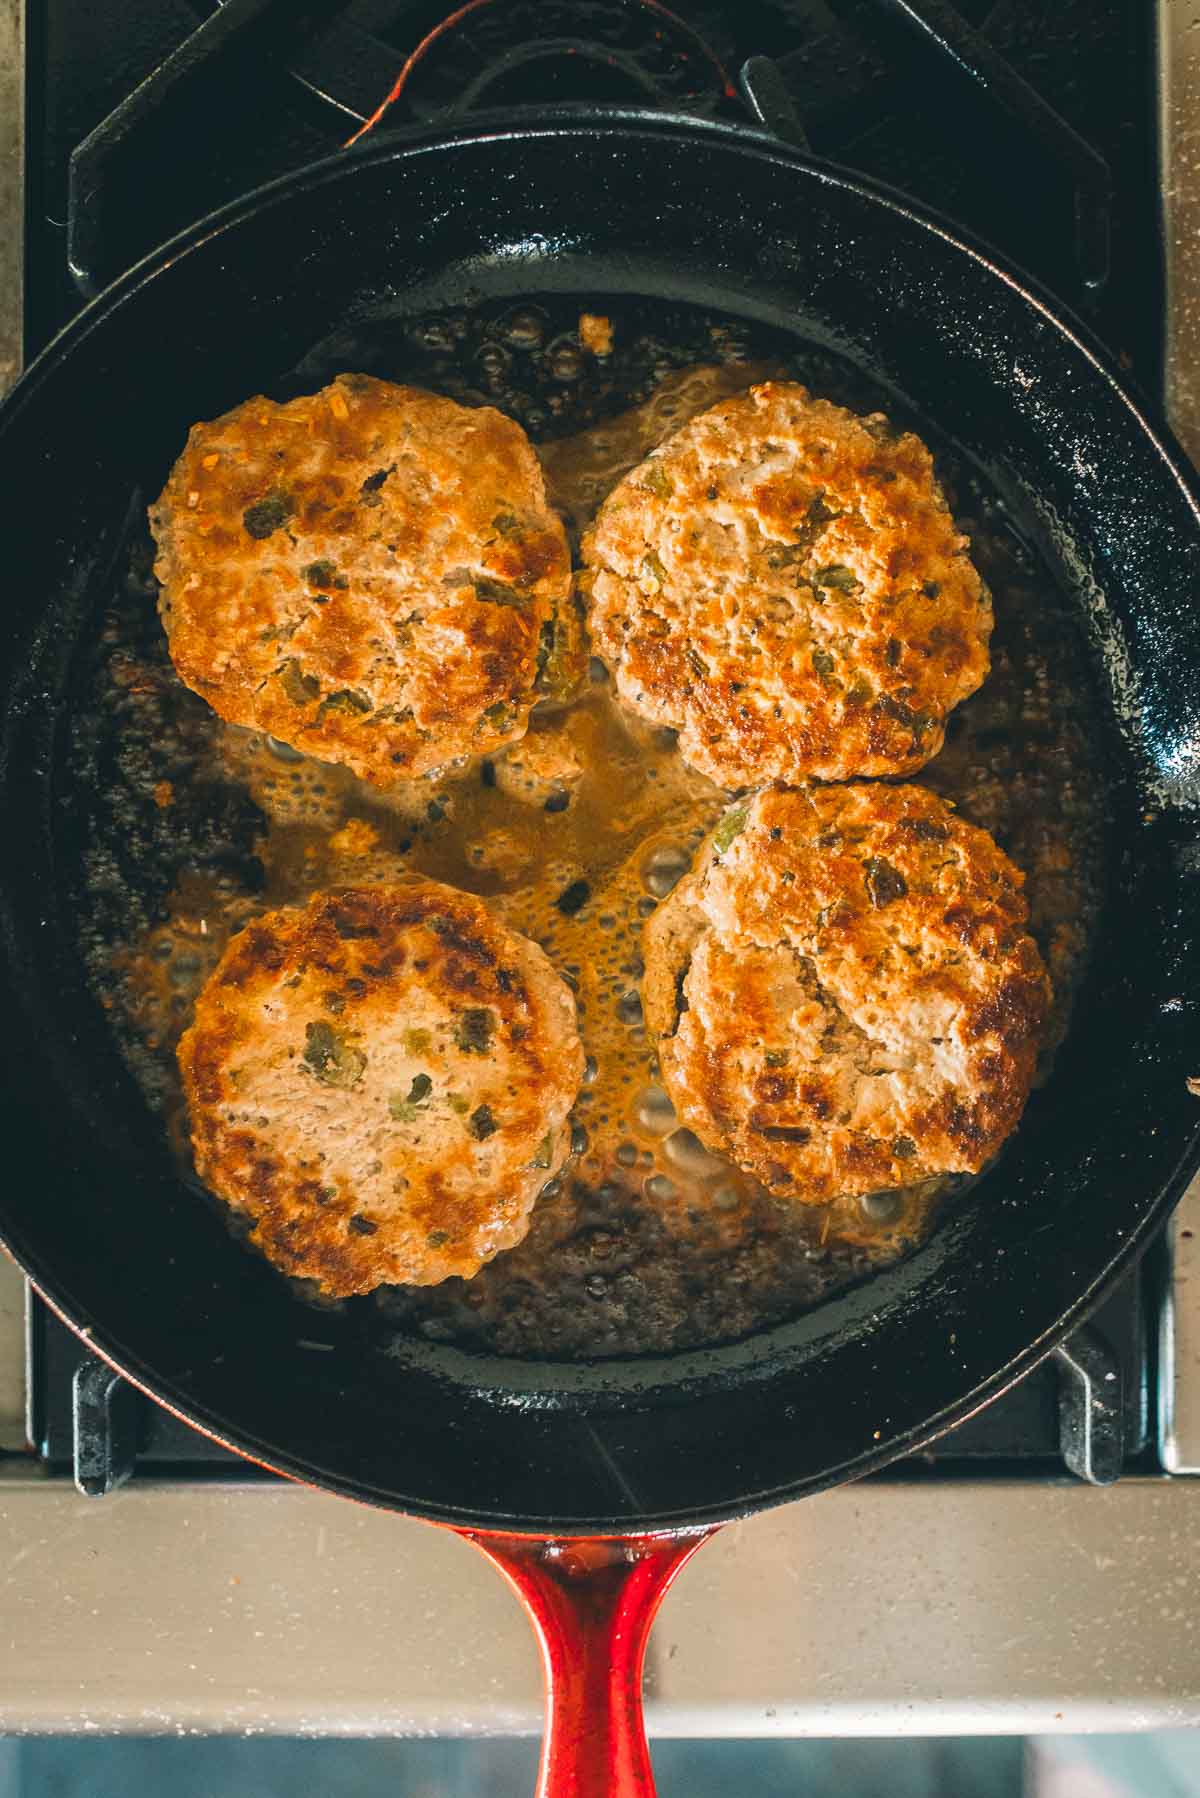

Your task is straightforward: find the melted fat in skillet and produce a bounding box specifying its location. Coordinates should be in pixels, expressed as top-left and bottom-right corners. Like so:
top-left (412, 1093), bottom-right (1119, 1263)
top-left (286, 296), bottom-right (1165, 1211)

top-left (72, 296), bottom-right (1107, 1358)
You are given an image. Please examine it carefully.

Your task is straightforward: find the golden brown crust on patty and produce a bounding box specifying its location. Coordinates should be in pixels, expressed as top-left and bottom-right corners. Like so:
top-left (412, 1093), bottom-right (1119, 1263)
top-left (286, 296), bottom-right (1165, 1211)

top-left (177, 881), bottom-right (584, 1296)
top-left (150, 376), bottom-right (572, 783)
top-left (644, 785), bottom-right (1050, 1202)
top-left (582, 381), bottom-right (991, 786)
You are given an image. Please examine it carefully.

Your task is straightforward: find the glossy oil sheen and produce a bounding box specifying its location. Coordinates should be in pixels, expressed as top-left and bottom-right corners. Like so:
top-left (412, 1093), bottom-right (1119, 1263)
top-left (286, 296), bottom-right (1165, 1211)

top-left (1, 113), bottom-right (1199, 1530)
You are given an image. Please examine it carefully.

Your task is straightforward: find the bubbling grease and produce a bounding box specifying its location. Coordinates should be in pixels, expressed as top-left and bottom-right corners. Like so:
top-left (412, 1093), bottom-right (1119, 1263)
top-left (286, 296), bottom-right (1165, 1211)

top-left (73, 297), bottom-right (1107, 1357)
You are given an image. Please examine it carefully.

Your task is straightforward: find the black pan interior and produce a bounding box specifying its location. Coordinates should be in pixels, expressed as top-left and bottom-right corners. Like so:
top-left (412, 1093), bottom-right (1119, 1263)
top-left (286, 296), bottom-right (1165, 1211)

top-left (73, 285), bottom-right (1108, 1361)
top-left (2, 115), bottom-right (1200, 1531)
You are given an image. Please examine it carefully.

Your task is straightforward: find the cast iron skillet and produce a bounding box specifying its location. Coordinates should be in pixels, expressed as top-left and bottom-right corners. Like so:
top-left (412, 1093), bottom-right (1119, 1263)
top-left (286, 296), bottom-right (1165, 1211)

top-left (2, 112), bottom-right (1200, 1794)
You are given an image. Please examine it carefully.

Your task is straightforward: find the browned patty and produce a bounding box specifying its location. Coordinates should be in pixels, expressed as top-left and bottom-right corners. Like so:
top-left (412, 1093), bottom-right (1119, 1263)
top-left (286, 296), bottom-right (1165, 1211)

top-left (643, 784), bottom-right (1050, 1202)
top-left (150, 376), bottom-right (573, 783)
top-left (177, 881), bottom-right (584, 1297)
top-left (582, 381), bottom-right (991, 786)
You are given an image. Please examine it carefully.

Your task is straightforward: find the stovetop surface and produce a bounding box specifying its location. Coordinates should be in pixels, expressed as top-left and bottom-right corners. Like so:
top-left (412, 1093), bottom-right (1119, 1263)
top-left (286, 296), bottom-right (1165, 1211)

top-left (23, 0), bottom-right (1168, 1487)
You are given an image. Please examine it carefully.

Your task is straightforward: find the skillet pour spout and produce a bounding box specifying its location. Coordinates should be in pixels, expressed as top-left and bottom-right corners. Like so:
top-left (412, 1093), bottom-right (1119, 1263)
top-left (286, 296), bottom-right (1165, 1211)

top-left (466, 1526), bottom-right (716, 1798)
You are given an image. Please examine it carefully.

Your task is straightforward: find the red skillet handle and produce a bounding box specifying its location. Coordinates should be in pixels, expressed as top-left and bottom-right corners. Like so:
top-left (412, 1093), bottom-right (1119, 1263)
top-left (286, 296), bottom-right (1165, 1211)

top-left (463, 1526), bottom-right (717, 1798)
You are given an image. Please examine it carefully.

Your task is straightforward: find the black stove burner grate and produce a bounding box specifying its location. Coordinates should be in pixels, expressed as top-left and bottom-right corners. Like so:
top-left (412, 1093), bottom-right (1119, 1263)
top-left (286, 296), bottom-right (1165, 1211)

top-left (38, 0), bottom-right (1161, 371)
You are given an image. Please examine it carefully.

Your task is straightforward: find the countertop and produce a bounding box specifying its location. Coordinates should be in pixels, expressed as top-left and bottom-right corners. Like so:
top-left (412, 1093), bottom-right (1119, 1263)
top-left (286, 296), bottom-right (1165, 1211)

top-left (0, 1470), bottom-right (1196, 1736)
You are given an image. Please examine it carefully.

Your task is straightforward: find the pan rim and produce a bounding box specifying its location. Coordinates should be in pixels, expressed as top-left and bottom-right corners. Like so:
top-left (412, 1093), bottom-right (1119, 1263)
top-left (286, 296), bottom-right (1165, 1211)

top-left (25, 1121), bottom-right (1199, 1533)
top-left (7, 106), bottom-right (1197, 537)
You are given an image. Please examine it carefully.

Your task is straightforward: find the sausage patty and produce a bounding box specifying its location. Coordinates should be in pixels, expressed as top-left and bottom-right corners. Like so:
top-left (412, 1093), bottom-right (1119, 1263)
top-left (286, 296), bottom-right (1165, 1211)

top-left (177, 881), bottom-right (584, 1296)
top-left (582, 381), bottom-right (990, 786)
top-left (643, 784), bottom-right (1050, 1202)
top-left (150, 376), bottom-right (572, 783)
